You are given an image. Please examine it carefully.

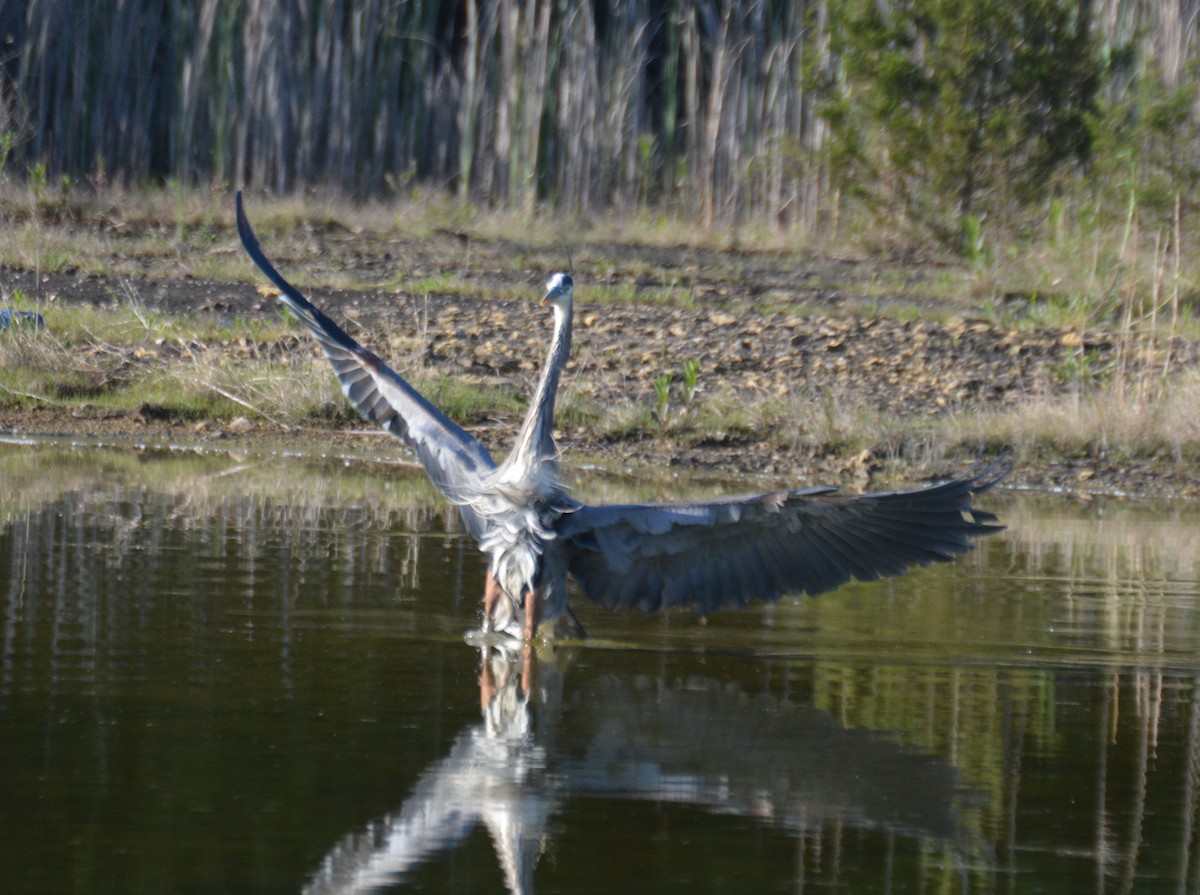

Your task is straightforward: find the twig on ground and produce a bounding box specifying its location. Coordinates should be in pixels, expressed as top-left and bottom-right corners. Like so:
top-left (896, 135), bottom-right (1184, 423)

top-left (201, 380), bottom-right (291, 429)
top-left (0, 382), bottom-right (65, 405)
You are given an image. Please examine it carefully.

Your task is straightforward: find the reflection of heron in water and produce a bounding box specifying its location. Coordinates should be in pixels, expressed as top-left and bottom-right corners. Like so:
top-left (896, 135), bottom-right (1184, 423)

top-left (238, 194), bottom-right (1005, 641)
top-left (302, 648), bottom-right (970, 895)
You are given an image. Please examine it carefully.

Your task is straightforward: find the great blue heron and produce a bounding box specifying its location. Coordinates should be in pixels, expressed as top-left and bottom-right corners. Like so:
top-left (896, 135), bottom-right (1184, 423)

top-left (236, 193), bottom-right (1005, 640)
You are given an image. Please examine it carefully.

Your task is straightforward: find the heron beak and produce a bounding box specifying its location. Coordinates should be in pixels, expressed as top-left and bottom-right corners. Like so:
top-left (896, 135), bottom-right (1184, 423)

top-left (539, 289), bottom-right (555, 307)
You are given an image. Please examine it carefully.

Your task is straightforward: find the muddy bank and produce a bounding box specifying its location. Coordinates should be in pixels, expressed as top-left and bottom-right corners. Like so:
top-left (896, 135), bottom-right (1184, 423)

top-left (2, 254), bottom-right (1198, 499)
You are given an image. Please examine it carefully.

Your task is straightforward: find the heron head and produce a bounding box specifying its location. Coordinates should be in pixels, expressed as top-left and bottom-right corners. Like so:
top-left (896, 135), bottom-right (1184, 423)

top-left (540, 272), bottom-right (574, 308)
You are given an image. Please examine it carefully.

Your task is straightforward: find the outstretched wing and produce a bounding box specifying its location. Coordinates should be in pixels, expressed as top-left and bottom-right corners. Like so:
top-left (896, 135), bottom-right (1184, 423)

top-left (236, 193), bottom-right (496, 532)
top-left (559, 464), bottom-right (1006, 615)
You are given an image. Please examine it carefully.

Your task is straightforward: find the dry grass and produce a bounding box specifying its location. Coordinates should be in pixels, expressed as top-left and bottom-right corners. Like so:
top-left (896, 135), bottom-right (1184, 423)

top-left (1, 183), bottom-right (1199, 481)
top-left (950, 371), bottom-right (1200, 465)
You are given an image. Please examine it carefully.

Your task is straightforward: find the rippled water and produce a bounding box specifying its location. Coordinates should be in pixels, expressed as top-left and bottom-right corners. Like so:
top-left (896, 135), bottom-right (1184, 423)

top-left (3, 440), bottom-right (1200, 894)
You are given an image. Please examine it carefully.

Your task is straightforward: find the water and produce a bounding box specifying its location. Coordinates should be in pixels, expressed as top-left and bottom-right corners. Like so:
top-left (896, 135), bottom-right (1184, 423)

top-left (2, 440), bottom-right (1200, 894)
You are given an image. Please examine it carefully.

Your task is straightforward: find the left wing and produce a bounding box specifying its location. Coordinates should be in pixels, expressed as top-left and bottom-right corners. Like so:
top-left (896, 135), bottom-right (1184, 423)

top-left (558, 465), bottom-right (1006, 615)
top-left (236, 193), bottom-right (497, 536)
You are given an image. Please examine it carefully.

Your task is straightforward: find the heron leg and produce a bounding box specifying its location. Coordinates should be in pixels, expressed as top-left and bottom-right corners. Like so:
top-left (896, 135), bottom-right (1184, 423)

top-left (482, 570), bottom-right (503, 632)
top-left (523, 586), bottom-right (540, 642)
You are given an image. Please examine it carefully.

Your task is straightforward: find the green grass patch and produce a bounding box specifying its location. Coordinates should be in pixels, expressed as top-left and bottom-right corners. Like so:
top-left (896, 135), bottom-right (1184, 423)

top-left (416, 374), bottom-right (522, 425)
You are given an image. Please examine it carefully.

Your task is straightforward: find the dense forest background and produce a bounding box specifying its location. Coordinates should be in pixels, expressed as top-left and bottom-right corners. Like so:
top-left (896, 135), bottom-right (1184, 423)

top-left (0, 0), bottom-right (1197, 246)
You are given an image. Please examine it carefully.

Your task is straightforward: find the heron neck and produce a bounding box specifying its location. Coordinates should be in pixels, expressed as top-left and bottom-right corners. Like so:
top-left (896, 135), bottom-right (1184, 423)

top-left (511, 300), bottom-right (572, 466)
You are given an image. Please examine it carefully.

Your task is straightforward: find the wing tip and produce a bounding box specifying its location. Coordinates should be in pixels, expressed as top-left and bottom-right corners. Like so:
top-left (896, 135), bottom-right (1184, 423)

top-left (962, 454), bottom-right (1013, 495)
top-left (234, 189), bottom-right (254, 250)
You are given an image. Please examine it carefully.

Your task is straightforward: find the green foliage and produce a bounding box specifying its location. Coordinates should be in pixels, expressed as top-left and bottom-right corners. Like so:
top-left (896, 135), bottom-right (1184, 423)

top-left (652, 373), bottom-right (672, 431)
top-left (0, 132), bottom-right (14, 180)
top-left (681, 358), bottom-right (700, 411)
top-left (26, 162), bottom-right (47, 202)
top-left (1089, 57), bottom-right (1200, 218)
top-left (1046, 197), bottom-right (1066, 246)
top-left (651, 360), bottom-right (702, 433)
top-left (827, 0), bottom-right (1101, 243)
top-left (1052, 348), bottom-right (1115, 386)
top-left (962, 213), bottom-right (988, 266)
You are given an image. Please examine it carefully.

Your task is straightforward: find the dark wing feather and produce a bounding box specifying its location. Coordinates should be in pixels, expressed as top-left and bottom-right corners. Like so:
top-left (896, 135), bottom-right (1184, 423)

top-left (559, 465), bottom-right (1006, 615)
top-left (236, 193), bottom-right (496, 536)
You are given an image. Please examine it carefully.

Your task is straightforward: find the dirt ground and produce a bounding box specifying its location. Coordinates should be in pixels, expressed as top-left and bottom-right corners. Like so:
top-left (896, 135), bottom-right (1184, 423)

top-left (2, 226), bottom-right (1198, 498)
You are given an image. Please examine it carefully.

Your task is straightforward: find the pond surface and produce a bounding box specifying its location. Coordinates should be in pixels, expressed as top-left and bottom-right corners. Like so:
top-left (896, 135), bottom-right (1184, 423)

top-left (3, 440), bottom-right (1200, 894)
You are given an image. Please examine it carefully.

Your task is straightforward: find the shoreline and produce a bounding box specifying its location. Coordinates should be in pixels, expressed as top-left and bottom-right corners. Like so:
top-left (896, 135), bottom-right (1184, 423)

top-left (4, 411), bottom-right (1197, 501)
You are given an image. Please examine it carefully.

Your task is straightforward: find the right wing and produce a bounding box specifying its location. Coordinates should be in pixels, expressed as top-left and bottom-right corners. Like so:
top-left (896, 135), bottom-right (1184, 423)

top-left (559, 464), bottom-right (1007, 615)
top-left (236, 193), bottom-right (496, 532)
